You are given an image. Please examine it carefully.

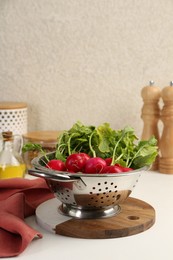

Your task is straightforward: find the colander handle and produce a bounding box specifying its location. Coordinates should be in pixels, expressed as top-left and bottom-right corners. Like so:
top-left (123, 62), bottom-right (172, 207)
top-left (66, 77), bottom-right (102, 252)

top-left (28, 168), bottom-right (73, 181)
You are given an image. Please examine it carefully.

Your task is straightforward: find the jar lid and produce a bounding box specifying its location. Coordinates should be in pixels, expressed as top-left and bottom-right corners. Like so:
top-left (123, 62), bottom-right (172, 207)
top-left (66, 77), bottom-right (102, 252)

top-left (23, 131), bottom-right (62, 142)
top-left (0, 102), bottom-right (27, 109)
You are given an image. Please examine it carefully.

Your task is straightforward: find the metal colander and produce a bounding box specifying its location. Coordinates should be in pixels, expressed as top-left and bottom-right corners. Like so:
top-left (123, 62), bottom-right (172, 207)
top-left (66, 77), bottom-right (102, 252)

top-left (29, 153), bottom-right (147, 219)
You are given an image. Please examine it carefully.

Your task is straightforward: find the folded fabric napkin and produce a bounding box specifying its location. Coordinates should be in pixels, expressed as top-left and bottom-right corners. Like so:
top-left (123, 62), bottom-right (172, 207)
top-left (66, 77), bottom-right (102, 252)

top-left (0, 177), bottom-right (54, 258)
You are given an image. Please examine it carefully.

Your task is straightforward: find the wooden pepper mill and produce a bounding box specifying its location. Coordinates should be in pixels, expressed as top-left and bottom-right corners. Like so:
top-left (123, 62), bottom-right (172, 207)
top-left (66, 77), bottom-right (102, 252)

top-left (141, 81), bottom-right (161, 170)
top-left (159, 81), bottom-right (173, 174)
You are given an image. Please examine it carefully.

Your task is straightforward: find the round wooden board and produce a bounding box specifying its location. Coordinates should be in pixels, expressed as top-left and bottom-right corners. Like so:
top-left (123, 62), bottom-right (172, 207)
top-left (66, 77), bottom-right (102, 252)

top-left (36, 197), bottom-right (155, 239)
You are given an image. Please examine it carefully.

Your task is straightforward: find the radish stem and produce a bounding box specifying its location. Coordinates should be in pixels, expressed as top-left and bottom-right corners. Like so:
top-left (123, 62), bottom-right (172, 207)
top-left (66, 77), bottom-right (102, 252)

top-left (89, 132), bottom-right (96, 157)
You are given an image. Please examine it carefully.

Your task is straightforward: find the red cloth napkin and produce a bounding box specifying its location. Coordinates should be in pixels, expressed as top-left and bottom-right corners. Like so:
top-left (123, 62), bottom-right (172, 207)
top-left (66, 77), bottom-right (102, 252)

top-left (0, 178), bottom-right (54, 258)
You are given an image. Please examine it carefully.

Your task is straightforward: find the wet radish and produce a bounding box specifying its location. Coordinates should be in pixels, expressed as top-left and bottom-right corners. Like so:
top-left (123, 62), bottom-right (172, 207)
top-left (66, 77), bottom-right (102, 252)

top-left (105, 158), bottom-right (112, 166)
top-left (101, 165), bottom-right (123, 174)
top-left (121, 167), bottom-right (133, 172)
top-left (84, 157), bottom-right (106, 174)
top-left (46, 159), bottom-right (66, 171)
top-left (65, 153), bottom-right (90, 172)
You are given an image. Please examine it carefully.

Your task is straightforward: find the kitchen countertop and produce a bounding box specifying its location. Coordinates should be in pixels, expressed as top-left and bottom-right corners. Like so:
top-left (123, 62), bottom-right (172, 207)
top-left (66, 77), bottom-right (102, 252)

top-left (6, 171), bottom-right (173, 260)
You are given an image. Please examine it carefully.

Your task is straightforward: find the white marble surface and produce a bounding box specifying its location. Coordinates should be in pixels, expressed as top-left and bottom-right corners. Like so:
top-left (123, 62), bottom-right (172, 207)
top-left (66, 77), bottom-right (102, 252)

top-left (6, 171), bottom-right (173, 260)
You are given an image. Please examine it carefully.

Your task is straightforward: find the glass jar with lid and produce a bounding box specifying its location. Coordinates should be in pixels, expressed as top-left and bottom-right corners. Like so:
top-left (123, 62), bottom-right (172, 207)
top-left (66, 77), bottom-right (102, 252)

top-left (22, 131), bottom-right (62, 170)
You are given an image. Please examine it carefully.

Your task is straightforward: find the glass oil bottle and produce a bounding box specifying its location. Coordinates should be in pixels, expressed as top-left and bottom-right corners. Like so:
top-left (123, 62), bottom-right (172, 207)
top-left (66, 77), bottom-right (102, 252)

top-left (0, 131), bottom-right (26, 179)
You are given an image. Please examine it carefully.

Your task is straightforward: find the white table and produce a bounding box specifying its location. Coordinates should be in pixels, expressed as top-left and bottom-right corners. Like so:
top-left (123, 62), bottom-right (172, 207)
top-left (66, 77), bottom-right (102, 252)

top-left (7, 171), bottom-right (173, 260)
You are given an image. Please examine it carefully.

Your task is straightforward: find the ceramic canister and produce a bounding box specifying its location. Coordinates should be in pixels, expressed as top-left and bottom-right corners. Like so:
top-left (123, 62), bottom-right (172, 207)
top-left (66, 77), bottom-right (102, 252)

top-left (0, 102), bottom-right (28, 135)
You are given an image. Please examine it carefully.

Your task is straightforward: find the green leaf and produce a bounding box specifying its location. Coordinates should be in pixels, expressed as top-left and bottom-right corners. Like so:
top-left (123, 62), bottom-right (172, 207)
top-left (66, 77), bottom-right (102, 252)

top-left (128, 136), bottom-right (158, 168)
top-left (55, 150), bottom-right (66, 162)
top-left (22, 143), bottom-right (43, 153)
top-left (96, 123), bottom-right (113, 153)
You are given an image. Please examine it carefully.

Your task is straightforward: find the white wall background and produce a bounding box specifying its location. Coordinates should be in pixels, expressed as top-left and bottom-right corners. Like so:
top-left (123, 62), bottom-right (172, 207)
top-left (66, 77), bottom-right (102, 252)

top-left (1, 0), bottom-right (173, 137)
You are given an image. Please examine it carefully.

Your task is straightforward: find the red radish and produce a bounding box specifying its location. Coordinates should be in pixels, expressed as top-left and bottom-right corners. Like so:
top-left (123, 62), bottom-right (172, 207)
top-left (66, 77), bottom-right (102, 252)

top-left (121, 167), bottom-right (133, 172)
top-left (105, 158), bottom-right (112, 165)
top-left (113, 163), bottom-right (133, 172)
top-left (46, 159), bottom-right (66, 171)
top-left (65, 153), bottom-right (90, 172)
top-left (101, 165), bottom-right (123, 174)
top-left (84, 157), bottom-right (106, 174)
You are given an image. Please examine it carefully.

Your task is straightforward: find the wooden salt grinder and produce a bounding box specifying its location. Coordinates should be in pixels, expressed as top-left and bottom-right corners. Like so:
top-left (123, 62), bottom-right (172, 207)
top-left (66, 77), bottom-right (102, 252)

top-left (141, 81), bottom-right (161, 170)
top-left (159, 81), bottom-right (173, 174)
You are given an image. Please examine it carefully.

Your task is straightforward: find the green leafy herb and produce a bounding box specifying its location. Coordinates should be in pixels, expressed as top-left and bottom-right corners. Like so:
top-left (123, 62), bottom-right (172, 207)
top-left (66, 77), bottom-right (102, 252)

top-left (22, 122), bottom-right (158, 169)
top-left (54, 121), bottom-right (158, 169)
top-left (22, 142), bottom-right (49, 162)
top-left (22, 143), bottom-right (43, 153)
top-left (55, 121), bottom-right (95, 161)
top-left (129, 137), bottom-right (158, 168)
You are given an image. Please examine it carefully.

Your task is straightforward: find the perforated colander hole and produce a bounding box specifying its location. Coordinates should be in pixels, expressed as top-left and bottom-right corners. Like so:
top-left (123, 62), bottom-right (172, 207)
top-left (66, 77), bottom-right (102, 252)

top-left (133, 179), bottom-right (139, 187)
top-left (116, 194), bottom-right (121, 200)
